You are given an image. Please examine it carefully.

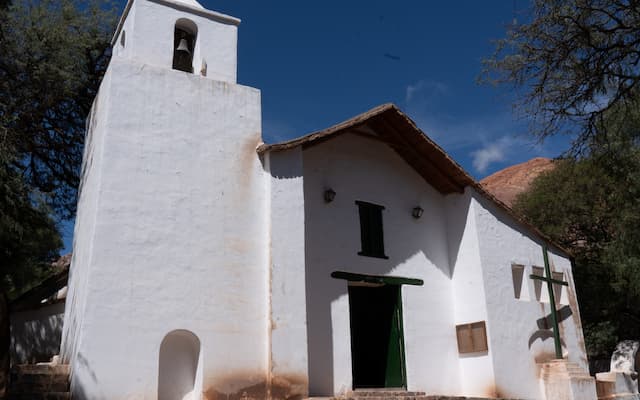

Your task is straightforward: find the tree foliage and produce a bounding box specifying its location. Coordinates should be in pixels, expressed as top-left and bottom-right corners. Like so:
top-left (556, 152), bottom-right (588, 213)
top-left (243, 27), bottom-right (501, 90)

top-left (0, 0), bottom-right (115, 299)
top-left (0, 153), bottom-right (61, 298)
top-left (0, 0), bottom-right (115, 218)
top-left (482, 0), bottom-right (640, 153)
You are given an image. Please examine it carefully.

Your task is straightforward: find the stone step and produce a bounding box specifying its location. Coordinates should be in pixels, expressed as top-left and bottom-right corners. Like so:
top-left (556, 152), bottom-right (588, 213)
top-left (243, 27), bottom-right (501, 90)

top-left (540, 362), bottom-right (592, 379)
top-left (347, 391), bottom-right (427, 397)
top-left (10, 370), bottom-right (69, 383)
top-left (11, 364), bottom-right (70, 375)
top-left (337, 396), bottom-right (432, 399)
top-left (333, 397), bottom-right (430, 400)
top-left (8, 393), bottom-right (71, 400)
top-left (8, 364), bottom-right (70, 398)
top-left (331, 393), bottom-right (515, 400)
top-left (332, 397), bottom-right (519, 400)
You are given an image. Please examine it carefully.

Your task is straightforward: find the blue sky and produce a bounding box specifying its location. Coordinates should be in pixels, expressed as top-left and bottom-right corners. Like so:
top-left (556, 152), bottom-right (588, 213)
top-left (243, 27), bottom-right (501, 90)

top-left (61, 0), bottom-right (572, 252)
top-left (205, 0), bottom-right (570, 173)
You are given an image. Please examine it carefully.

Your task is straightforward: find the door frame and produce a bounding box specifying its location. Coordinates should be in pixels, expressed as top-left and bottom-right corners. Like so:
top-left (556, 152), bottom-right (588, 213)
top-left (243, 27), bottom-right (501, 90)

top-left (332, 271), bottom-right (423, 390)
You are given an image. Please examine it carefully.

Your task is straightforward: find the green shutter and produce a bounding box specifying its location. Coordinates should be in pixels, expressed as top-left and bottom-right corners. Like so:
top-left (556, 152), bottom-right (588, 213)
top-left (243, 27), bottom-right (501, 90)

top-left (356, 201), bottom-right (387, 259)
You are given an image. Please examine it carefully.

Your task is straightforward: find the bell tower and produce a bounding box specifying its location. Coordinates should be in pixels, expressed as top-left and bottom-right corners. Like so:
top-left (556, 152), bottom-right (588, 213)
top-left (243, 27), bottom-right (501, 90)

top-left (110, 0), bottom-right (239, 81)
top-left (61, 1), bottom-right (270, 399)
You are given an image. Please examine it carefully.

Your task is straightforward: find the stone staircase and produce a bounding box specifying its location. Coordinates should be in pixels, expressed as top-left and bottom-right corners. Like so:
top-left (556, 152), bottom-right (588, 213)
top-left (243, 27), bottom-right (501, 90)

top-left (331, 390), bottom-right (428, 400)
top-left (8, 364), bottom-right (70, 400)
top-left (539, 359), bottom-right (597, 400)
top-left (329, 391), bottom-right (520, 400)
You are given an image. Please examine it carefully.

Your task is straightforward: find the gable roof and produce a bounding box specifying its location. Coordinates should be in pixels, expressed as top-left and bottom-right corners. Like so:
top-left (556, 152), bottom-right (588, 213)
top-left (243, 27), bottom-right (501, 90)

top-left (258, 103), bottom-right (475, 194)
top-left (257, 103), bottom-right (572, 258)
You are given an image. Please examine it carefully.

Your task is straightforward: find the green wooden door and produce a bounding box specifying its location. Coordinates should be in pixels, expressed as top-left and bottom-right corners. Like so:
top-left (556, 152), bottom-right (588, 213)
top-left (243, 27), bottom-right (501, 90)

top-left (385, 287), bottom-right (405, 387)
top-left (348, 284), bottom-right (406, 389)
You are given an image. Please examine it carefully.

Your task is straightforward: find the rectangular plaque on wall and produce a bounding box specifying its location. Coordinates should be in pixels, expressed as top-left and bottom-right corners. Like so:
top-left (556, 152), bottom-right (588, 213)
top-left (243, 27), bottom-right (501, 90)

top-left (456, 321), bottom-right (488, 354)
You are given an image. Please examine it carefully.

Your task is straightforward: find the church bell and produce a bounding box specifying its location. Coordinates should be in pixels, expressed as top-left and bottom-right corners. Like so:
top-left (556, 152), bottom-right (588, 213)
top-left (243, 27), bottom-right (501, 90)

top-left (172, 34), bottom-right (194, 73)
top-left (176, 38), bottom-right (191, 55)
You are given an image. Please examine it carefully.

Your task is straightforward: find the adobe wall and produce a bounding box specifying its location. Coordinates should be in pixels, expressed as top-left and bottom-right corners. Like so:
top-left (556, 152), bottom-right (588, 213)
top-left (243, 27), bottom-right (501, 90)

top-left (62, 57), bottom-right (268, 399)
top-left (472, 190), bottom-right (589, 400)
top-left (267, 148), bottom-right (309, 399)
top-left (301, 132), bottom-right (460, 396)
top-left (11, 302), bottom-right (64, 365)
top-left (446, 191), bottom-right (497, 397)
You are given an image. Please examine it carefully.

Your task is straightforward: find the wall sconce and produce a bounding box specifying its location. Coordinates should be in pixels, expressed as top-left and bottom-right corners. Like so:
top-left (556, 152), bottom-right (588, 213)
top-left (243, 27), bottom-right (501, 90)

top-left (324, 188), bottom-right (336, 203)
top-left (412, 206), bottom-right (424, 219)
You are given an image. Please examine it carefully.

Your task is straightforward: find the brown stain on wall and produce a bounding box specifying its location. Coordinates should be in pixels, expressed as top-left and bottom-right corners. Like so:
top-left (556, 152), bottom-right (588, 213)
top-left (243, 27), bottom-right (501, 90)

top-left (535, 350), bottom-right (559, 364)
top-left (227, 134), bottom-right (263, 209)
top-left (238, 134), bottom-right (263, 186)
top-left (270, 374), bottom-right (308, 400)
top-left (204, 372), bottom-right (307, 400)
top-left (483, 384), bottom-right (504, 398)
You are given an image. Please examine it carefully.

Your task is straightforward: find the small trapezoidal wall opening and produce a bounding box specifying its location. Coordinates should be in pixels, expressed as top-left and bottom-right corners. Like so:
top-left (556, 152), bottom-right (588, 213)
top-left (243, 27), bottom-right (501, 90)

top-left (158, 329), bottom-right (201, 400)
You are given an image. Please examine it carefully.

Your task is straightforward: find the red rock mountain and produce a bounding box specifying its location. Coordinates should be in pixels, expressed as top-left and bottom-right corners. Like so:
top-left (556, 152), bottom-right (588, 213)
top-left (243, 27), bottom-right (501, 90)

top-left (480, 157), bottom-right (555, 208)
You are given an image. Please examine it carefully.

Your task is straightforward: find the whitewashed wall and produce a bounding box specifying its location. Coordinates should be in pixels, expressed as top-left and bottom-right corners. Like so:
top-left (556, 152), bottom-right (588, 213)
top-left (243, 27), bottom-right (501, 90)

top-left (11, 303), bottom-right (65, 365)
top-left (61, 70), bottom-right (113, 371)
top-left (266, 148), bottom-right (309, 398)
top-left (61, 52), bottom-right (268, 398)
top-left (446, 191), bottom-right (497, 397)
top-left (301, 132), bottom-right (460, 396)
top-left (472, 191), bottom-right (588, 400)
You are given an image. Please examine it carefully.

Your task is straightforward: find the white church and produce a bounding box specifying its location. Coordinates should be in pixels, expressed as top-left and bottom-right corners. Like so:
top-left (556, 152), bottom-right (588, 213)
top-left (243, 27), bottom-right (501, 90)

top-left (56, 0), bottom-right (598, 399)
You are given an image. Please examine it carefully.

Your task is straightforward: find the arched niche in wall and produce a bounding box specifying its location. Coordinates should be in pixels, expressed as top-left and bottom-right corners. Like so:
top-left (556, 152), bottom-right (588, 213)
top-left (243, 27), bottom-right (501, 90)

top-left (172, 18), bottom-right (198, 73)
top-left (158, 329), bottom-right (202, 400)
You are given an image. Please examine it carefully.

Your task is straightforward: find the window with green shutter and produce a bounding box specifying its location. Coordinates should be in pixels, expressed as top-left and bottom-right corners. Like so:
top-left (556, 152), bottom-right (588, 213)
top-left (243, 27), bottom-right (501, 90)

top-left (356, 200), bottom-right (388, 259)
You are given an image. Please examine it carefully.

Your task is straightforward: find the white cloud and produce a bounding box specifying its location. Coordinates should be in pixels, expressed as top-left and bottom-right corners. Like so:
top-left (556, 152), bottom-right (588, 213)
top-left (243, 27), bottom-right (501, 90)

top-left (402, 78), bottom-right (566, 177)
top-left (470, 138), bottom-right (512, 173)
top-left (405, 80), bottom-right (449, 104)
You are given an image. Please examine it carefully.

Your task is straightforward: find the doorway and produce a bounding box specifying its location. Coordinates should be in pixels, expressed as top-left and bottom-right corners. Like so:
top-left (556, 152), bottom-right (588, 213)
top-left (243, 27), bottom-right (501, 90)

top-left (348, 284), bottom-right (406, 389)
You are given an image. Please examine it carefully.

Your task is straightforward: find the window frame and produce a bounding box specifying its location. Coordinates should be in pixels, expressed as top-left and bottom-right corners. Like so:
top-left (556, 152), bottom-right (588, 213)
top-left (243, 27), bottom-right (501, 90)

top-left (355, 200), bottom-right (388, 259)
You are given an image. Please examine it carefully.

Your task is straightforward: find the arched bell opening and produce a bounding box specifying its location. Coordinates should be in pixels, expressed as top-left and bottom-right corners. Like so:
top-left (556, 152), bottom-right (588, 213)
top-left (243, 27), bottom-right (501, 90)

top-left (172, 19), bottom-right (198, 73)
top-left (158, 329), bottom-right (202, 400)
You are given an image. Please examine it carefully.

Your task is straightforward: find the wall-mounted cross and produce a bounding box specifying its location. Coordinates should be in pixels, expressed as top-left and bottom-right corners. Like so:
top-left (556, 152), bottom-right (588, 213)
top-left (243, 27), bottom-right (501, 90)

top-left (529, 246), bottom-right (569, 359)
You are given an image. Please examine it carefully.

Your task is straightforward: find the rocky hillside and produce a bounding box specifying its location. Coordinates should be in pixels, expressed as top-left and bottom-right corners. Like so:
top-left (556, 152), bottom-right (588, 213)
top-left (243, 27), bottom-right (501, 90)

top-left (480, 157), bottom-right (555, 208)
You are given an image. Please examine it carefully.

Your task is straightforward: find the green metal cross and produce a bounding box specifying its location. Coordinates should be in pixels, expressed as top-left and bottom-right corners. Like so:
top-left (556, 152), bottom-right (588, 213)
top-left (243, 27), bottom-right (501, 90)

top-left (529, 246), bottom-right (569, 359)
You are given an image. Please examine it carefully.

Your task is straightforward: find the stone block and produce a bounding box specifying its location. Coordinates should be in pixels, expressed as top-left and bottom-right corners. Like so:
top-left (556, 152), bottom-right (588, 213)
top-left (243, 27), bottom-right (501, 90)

top-left (540, 359), bottom-right (597, 400)
top-left (596, 371), bottom-right (638, 399)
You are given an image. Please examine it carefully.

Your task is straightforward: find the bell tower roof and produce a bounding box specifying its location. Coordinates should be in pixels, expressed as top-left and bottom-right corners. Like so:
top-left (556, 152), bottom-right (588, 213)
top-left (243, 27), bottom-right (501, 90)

top-left (170, 0), bottom-right (204, 9)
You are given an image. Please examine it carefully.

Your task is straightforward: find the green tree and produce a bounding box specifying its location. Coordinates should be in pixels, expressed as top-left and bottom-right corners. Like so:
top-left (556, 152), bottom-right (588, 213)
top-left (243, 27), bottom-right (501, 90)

top-left (482, 0), bottom-right (640, 152)
top-left (0, 0), bottom-right (116, 288)
top-left (0, 0), bottom-right (115, 218)
top-left (0, 0), bottom-right (113, 389)
top-left (0, 155), bottom-right (61, 298)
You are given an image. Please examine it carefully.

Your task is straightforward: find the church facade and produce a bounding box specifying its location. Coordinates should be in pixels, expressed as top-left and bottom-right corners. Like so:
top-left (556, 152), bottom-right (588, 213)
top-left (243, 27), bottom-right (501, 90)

top-left (60, 0), bottom-right (593, 399)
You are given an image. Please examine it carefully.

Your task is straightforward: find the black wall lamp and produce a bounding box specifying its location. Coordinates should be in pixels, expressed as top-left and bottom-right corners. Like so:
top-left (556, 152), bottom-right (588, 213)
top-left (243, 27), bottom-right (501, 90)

top-left (412, 206), bottom-right (424, 219)
top-left (324, 188), bottom-right (336, 203)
